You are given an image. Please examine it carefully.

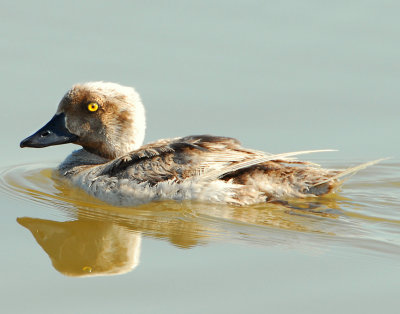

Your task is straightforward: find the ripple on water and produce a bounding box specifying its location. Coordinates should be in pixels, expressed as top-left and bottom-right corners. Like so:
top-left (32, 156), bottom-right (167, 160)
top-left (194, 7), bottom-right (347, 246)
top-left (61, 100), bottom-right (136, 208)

top-left (1, 161), bottom-right (400, 261)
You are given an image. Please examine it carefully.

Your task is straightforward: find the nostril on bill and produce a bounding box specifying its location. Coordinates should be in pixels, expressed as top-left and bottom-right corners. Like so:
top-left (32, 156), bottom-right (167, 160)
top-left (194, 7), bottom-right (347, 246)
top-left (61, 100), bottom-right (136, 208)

top-left (41, 131), bottom-right (51, 137)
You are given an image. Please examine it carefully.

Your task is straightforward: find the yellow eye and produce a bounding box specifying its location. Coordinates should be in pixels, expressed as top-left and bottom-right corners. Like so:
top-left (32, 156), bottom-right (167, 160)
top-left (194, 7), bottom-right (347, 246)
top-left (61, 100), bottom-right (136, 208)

top-left (87, 103), bottom-right (99, 112)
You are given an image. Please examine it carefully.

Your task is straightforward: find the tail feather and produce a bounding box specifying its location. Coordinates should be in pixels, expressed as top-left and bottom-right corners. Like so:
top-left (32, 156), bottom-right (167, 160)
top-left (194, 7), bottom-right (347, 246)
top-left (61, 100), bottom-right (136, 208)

top-left (312, 158), bottom-right (388, 188)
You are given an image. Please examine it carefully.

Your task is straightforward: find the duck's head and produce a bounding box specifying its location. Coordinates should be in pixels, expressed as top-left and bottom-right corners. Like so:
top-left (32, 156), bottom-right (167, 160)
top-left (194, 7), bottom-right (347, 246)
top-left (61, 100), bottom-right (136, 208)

top-left (20, 82), bottom-right (146, 159)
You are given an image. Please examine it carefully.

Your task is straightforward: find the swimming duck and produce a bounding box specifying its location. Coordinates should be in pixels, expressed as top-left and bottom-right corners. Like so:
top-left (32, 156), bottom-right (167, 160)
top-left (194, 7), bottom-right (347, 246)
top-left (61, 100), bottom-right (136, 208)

top-left (20, 82), bottom-right (375, 206)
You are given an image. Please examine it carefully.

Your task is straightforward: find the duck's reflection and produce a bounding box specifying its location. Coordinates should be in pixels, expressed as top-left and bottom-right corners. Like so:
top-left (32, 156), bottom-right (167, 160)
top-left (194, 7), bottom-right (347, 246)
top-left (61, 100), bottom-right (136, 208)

top-left (13, 167), bottom-right (345, 277)
top-left (17, 217), bottom-right (141, 277)
top-left (17, 199), bottom-right (343, 277)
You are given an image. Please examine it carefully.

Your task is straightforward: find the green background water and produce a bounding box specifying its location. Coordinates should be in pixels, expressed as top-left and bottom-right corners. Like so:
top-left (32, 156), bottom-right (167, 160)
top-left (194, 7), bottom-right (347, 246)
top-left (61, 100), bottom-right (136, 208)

top-left (1, 1), bottom-right (399, 313)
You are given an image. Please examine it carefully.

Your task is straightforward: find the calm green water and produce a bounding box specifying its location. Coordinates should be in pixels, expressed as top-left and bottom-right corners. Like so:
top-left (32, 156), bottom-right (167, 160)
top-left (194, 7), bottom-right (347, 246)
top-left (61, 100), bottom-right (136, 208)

top-left (1, 1), bottom-right (400, 313)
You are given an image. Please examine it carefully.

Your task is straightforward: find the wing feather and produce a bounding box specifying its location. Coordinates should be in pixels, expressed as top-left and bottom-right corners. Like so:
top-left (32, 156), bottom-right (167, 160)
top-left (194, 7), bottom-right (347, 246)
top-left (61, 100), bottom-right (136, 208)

top-left (99, 135), bottom-right (335, 184)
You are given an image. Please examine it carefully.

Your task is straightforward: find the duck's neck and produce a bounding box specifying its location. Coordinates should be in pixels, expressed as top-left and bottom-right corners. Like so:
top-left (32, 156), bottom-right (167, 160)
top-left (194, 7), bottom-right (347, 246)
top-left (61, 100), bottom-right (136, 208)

top-left (58, 149), bottom-right (110, 176)
top-left (82, 140), bottom-right (142, 160)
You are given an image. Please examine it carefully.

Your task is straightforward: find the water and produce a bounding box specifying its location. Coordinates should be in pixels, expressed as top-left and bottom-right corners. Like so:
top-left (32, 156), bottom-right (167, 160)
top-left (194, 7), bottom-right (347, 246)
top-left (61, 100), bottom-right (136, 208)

top-left (0, 160), bottom-right (399, 313)
top-left (1, 1), bottom-right (400, 313)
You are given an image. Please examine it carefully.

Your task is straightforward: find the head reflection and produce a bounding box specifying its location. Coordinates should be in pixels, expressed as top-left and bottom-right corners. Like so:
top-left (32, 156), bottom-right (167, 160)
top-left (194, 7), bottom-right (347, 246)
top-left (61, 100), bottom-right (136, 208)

top-left (17, 217), bottom-right (141, 277)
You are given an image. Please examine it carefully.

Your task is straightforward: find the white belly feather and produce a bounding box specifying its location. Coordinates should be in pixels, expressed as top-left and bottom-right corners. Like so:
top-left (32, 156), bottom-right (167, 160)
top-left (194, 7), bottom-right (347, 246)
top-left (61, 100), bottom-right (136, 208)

top-left (68, 168), bottom-right (243, 206)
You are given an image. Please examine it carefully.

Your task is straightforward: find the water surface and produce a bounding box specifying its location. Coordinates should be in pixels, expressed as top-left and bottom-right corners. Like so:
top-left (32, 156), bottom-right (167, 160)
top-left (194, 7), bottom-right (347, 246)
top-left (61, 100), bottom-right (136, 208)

top-left (1, 160), bottom-right (400, 274)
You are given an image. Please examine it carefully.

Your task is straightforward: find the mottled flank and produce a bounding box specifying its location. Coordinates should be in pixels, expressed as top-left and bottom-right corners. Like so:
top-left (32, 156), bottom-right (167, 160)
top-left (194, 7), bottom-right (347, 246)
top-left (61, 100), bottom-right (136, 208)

top-left (21, 82), bottom-right (379, 206)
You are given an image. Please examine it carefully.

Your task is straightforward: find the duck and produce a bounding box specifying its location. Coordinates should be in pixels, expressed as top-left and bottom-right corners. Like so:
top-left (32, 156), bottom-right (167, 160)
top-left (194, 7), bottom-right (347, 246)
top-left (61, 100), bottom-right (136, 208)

top-left (20, 82), bottom-right (378, 206)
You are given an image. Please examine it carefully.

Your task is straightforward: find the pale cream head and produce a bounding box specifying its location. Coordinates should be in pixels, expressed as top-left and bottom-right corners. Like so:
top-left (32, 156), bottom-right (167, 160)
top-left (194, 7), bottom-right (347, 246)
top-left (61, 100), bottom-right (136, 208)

top-left (57, 82), bottom-right (146, 159)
